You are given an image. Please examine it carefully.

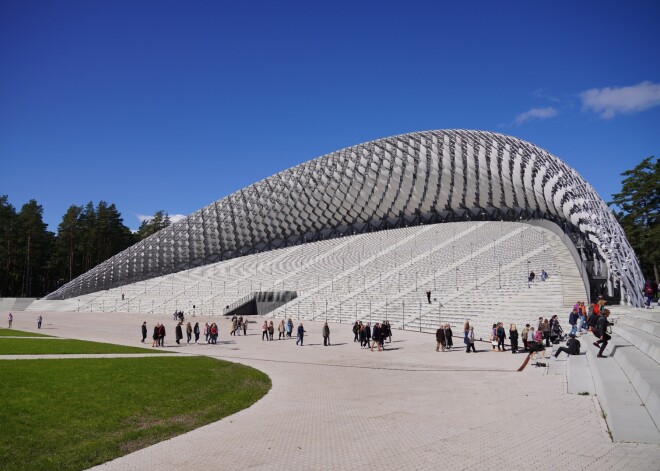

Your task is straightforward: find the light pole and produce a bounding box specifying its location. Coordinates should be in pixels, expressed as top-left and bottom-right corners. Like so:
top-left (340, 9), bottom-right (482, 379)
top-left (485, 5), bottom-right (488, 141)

top-left (527, 260), bottom-right (531, 288)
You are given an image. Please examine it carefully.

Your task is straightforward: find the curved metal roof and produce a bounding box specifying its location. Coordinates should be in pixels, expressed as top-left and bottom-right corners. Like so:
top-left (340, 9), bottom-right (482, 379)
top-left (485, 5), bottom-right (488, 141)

top-left (46, 130), bottom-right (645, 306)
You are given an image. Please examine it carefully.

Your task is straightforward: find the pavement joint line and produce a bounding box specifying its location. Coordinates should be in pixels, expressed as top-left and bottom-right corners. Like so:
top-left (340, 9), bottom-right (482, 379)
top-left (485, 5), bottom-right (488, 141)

top-left (178, 350), bottom-right (519, 373)
top-left (0, 353), bottom-right (189, 360)
top-left (0, 336), bottom-right (68, 339)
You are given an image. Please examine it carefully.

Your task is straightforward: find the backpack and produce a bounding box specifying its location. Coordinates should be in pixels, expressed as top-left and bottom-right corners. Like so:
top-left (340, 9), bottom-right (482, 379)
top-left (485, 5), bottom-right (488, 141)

top-left (588, 314), bottom-right (599, 331)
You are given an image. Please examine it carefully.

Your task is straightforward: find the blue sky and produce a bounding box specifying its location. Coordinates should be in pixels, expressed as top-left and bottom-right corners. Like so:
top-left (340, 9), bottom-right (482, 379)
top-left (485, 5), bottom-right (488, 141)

top-left (1, 0), bottom-right (659, 231)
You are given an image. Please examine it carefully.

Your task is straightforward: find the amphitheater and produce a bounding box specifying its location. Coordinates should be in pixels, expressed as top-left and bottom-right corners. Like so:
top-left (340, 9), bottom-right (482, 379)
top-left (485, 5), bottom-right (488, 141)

top-left (3, 129), bottom-right (660, 469)
top-left (29, 220), bottom-right (584, 340)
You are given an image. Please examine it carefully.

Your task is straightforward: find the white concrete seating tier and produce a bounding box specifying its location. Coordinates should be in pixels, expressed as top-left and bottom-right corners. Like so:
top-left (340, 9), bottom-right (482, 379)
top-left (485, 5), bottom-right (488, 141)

top-left (578, 306), bottom-right (660, 444)
top-left (28, 222), bottom-right (586, 341)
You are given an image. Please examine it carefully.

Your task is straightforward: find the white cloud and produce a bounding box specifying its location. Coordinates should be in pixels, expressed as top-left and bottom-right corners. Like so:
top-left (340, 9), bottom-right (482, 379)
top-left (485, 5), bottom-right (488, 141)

top-left (514, 106), bottom-right (559, 125)
top-left (580, 81), bottom-right (660, 119)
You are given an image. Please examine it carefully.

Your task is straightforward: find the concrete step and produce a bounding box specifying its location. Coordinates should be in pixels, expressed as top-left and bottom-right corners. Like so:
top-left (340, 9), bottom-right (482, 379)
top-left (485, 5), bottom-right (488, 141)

top-left (617, 316), bottom-right (660, 338)
top-left (586, 337), bottom-right (660, 444)
top-left (614, 323), bottom-right (660, 365)
top-left (566, 352), bottom-right (596, 395)
top-left (608, 332), bottom-right (660, 432)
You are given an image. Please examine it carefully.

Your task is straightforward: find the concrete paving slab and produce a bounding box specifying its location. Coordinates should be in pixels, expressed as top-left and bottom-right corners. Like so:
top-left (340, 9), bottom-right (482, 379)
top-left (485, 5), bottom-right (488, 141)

top-left (4, 310), bottom-right (660, 470)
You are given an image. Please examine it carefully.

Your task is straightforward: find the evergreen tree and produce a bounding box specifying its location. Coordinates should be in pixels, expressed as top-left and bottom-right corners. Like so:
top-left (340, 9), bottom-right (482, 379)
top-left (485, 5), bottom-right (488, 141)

top-left (136, 210), bottom-right (171, 240)
top-left (0, 196), bottom-right (19, 296)
top-left (609, 156), bottom-right (660, 282)
top-left (16, 200), bottom-right (54, 296)
top-left (52, 205), bottom-right (83, 284)
top-left (79, 202), bottom-right (97, 272)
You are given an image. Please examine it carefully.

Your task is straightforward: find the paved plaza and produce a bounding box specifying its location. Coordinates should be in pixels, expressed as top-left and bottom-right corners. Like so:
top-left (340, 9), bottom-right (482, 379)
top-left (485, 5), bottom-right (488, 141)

top-left (6, 311), bottom-right (660, 471)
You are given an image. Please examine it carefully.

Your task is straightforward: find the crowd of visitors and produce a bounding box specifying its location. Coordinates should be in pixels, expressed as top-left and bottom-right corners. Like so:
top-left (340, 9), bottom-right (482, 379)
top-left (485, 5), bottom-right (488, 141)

top-left (351, 320), bottom-right (392, 351)
top-left (136, 296), bottom-right (616, 365)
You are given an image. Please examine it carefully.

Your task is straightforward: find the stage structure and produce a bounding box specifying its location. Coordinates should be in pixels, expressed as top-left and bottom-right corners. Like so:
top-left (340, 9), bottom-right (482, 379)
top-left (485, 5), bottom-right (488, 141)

top-left (45, 130), bottom-right (645, 306)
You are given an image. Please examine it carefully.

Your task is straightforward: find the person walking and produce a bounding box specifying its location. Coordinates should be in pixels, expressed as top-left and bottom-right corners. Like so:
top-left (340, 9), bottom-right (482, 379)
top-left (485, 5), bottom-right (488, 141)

top-left (509, 324), bottom-right (518, 353)
top-left (372, 323), bottom-right (383, 351)
top-left (296, 323), bottom-right (306, 346)
top-left (521, 324), bottom-right (530, 351)
top-left (444, 324), bottom-right (453, 349)
top-left (193, 322), bottom-right (200, 343)
top-left (186, 322), bottom-right (192, 344)
top-left (578, 303), bottom-right (587, 333)
top-left (496, 323), bottom-right (506, 351)
top-left (158, 323), bottom-right (166, 347)
top-left (352, 321), bottom-right (359, 342)
top-left (152, 323), bottom-right (160, 347)
top-left (175, 321), bottom-right (183, 345)
top-left (268, 321), bottom-right (275, 341)
top-left (286, 318), bottom-right (293, 338)
top-left (278, 319), bottom-right (286, 339)
top-left (7, 313), bottom-right (13, 329)
top-left (37, 314), bottom-right (43, 329)
top-left (262, 321), bottom-right (268, 341)
top-left (426, 290), bottom-right (432, 304)
top-left (466, 326), bottom-right (476, 353)
top-left (231, 317), bottom-right (237, 336)
top-left (531, 327), bottom-right (546, 362)
top-left (490, 324), bottom-right (498, 351)
top-left (204, 323), bottom-right (210, 343)
top-left (568, 308), bottom-right (579, 337)
top-left (323, 322), bottom-right (330, 346)
top-left (210, 323), bottom-right (218, 344)
top-left (242, 317), bottom-right (248, 335)
top-left (436, 325), bottom-right (446, 352)
top-left (541, 318), bottom-right (551, 347)
top-left (141, 321), bottom-right (147, 343)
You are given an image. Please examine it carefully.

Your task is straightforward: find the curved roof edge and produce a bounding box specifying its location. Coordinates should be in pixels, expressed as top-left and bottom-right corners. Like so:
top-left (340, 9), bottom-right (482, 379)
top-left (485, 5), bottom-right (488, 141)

top-left (46, 129), bottom-right (645, 306)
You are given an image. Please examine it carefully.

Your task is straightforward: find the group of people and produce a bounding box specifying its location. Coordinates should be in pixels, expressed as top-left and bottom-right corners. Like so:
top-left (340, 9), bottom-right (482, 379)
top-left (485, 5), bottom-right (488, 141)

top-left (230, 316), bottom-right (248, 336)
top-left (146, 321), bottom-right (220, 346)
top-left (138, 294), bottom-right (617, 361)
top-left (9, 313), bottom-right (44, 329)
top-left (477, 300), bottom-right (614, 362)
top-left (256, 318), bottom-right (316, 346)
top-left (435, 323), bottom-right (455, 352)
top-left (352, 320), bottom-right (392, 351)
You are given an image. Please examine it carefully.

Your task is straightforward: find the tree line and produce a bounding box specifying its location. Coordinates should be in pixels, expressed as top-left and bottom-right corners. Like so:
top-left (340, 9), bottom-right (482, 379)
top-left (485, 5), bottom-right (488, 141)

top-left (0, 196), bottom-right (171, 298)
top-left (608, 156), bottom-right (659, 284)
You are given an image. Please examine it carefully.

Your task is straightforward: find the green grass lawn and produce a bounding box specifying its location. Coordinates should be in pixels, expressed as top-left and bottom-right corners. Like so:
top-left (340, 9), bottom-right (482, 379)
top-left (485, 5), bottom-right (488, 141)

top-left (0, 328), bottom-right (51, 337)
top-left (0, 338), bottom-right (165, 355)
top-left (0, 356), bottom-right (271, 471)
